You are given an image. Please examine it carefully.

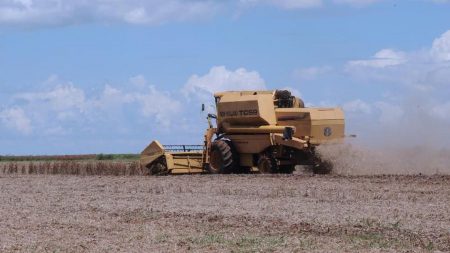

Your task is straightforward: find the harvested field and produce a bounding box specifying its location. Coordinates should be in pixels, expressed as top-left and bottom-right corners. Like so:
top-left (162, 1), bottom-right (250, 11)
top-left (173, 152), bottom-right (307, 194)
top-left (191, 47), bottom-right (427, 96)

top-left (1, 174), bottom-right (449, 252)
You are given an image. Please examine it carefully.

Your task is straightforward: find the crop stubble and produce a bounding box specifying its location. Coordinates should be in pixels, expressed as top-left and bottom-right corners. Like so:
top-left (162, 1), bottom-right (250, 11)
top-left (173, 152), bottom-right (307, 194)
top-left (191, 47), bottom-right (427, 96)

top-left (0, 174), bottom-right (449, 252)
top-left (0, 161), bottom-right (144, 176)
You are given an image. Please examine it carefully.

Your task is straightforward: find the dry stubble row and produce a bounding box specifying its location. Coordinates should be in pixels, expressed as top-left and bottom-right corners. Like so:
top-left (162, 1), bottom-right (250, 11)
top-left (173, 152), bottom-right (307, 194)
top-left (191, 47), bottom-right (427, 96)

top-left (0, 161), bottom-right (145, 176)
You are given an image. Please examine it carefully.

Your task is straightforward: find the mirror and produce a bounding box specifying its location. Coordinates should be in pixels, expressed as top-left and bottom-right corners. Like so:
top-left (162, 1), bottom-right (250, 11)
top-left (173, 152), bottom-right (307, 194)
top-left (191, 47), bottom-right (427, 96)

top-left (201, 103), bottom-right (205, 112)
top-left (283, 127), bottom-right (294, 140)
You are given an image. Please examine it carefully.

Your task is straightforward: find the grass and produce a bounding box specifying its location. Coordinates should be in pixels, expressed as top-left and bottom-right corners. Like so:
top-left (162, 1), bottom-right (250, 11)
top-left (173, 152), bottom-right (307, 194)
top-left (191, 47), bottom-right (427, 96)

top-left (185, 233), bottom-right (286, 252)
top-left (348, 232), bottom-right (391, 249)
top-left (96, 153), bottom-right (140, 161)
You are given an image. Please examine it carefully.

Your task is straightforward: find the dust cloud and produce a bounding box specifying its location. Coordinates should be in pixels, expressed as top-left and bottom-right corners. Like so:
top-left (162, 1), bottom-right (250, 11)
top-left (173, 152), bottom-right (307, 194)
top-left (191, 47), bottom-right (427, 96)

top-left (317, 96), bottom-right (450, 175)
top-left (317, 143), bottom-right (450, 175)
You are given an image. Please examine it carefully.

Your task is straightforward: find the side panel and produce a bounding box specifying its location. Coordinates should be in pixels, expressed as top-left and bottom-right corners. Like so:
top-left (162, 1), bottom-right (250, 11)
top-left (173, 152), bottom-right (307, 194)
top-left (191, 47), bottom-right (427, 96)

top-left (310, 119), bottom-right (345, 144)
top-left (276, 108), bottom-right (345, 144)
top-left (166, 152), bottom-right (204, 174)
top-left (225, 134), bottom-right (272, 154)
top-left (276, 114), bottom-right (311, 137)
top-left (239, 153), bottom-right (253, 167)
top-left (217, 93), bottom-right (277, 127)
top-left (309, 108), bottom-right (345, 144)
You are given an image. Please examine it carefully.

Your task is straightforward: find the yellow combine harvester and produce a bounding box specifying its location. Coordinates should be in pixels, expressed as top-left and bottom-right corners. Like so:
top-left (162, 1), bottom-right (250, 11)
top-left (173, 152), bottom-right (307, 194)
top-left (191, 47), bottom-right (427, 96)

top-left (141, 90), bottom-right (345, 175)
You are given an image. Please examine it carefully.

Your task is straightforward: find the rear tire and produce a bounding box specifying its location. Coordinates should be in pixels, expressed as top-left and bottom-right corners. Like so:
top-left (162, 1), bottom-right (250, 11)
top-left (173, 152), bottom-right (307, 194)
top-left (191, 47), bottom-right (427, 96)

top-left (257, 155), bottom-right (277, 174)
top-left (208, 140), bottom-right (238, 174)
top-left (279, 164), bottom-right (295, 174)
top-left (313, 160), bottom-right (333, 174)
top-left (309, 148), bottom-right (333, 175)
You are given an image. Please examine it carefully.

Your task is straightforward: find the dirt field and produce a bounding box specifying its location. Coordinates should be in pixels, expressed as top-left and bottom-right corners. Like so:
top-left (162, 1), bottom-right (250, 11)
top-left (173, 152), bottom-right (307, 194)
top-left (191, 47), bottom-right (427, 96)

top-left (1, 174), bottom-right (449, 252)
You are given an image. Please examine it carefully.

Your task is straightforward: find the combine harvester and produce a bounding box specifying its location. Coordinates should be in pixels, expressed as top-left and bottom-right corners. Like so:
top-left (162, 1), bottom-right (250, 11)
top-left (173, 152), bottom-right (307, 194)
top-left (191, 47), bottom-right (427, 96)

top-left (141, 90), bottom-right (345, 175)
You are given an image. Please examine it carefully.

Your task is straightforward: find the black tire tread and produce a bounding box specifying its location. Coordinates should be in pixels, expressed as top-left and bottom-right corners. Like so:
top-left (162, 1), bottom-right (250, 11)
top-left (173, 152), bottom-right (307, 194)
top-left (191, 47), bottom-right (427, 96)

top-left (209, 139), bottom-right (237, 174)
top-left (279, 165), bottom-right (295, 174)
top-left (257, 155), bottom-right (278, 174)
top-left (148, 157), bottom-right (169, 176)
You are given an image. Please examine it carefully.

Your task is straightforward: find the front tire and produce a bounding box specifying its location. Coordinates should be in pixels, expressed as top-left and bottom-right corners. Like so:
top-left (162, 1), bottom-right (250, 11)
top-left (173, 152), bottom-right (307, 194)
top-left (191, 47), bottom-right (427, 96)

top-left (148, 157), bottom-right (169, 175)
top-left (208, 140), bottom-right (238, 174)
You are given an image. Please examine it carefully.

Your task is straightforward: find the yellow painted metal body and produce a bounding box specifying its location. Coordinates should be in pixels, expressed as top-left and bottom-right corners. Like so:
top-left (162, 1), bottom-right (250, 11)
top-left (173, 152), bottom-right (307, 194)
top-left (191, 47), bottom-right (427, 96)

top-left (164, 152), bottom-right (204, 174)
top-left (140, 141), bottom-right (204, 174)
top-left (140, 141), bottom-right (165, 168)
top-left (140, 89), bottom-right (345, 174)
top-left (215, 91), bottom-right (345, 146)
top-left (276, 108), bottom-right (345, 144)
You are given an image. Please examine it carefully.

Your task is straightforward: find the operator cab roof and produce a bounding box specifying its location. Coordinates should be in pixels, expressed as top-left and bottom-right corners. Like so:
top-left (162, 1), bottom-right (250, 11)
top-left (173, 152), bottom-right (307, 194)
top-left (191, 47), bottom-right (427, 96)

top-left (214, 90), bottom-right (275, 98)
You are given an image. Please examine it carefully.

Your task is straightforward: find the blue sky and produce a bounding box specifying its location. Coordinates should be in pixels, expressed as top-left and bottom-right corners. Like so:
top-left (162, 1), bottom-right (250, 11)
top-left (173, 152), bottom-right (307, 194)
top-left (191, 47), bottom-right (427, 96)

top-left (1, 0), bottom-right (450, 154)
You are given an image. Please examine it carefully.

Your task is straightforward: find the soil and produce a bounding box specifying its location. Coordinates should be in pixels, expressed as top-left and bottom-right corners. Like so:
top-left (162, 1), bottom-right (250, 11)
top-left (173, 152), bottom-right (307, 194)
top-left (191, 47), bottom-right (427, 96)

top-left (1, 174), bottom-right (449, 252)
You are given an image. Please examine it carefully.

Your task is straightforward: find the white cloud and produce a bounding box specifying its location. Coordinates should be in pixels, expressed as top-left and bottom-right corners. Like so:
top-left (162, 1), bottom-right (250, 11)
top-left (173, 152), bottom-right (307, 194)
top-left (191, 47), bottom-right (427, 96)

top-left (0, 0), bottom-right (401, 27)
top-left (431, 30), bottom-right (450, 62)
top-left (347, 49), bottom-right (407, 68)
top-left (0, 0), bottom-right (220, 26)
top-left (129, 75), bottom-right (147, 88)
top-left (14, 80), bottom-right (88, 123)
top-left (0, 107), bottom-right (32, 134)
top-left (135, 86), bottom-right (181, 127)
top-left (96, 85), bottom-right (135, 110)
top-left (341, 30), bottom-right (450, 147)
top-left (240, 0), bottom-right (323, 9)
top-left (3, 75), bottom-right (182, 136)
top-left (183, 66), bottom-right (266, 101)
top-left (16, 83), bottom-right (86, 112)
top-left (333, 0), bottom-right (382, 7)
top-left (92, 80), bottom-right (181, 127)
top-left (345, 30), bottom-right (450, 92)
top-left (343, 99), bottom-right (372, 114)
top-left (342, 29), bottom-right (450, 147)
top-left (91, 82), bottom-right (181, 128)
top-left (0, 68), bottom-right (265, 137)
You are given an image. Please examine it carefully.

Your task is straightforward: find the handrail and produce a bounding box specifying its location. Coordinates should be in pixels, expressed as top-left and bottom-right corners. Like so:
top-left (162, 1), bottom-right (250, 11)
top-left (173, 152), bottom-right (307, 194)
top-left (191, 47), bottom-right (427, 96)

top-left (163, 145), bottom-right (204, 152)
